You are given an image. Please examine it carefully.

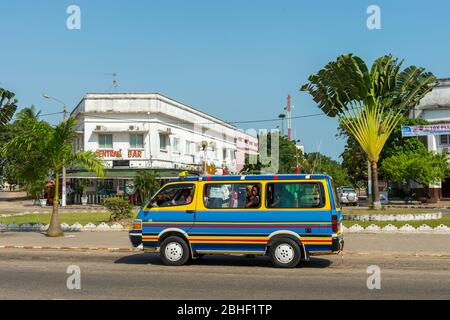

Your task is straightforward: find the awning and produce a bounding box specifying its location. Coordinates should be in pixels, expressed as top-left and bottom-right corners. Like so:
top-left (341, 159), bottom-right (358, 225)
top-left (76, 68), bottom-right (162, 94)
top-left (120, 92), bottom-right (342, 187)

top-left (66, 168), bottom-right (199, 180)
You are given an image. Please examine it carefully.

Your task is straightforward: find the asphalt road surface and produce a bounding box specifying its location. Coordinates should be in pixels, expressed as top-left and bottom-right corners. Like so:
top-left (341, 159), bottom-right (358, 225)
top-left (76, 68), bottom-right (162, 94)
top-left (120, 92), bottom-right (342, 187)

top-left (0, 249), bottom-right (449, 300)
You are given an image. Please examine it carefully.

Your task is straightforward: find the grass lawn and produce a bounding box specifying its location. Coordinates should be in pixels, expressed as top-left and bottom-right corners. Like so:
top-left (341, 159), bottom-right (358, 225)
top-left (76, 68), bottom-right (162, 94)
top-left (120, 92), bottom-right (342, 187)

top-left (343, 214), bottom-right (450, 228)
top-left (0, 211), bottom-right (139, 227)
top-left (342, 208), bottom-right (438, 215)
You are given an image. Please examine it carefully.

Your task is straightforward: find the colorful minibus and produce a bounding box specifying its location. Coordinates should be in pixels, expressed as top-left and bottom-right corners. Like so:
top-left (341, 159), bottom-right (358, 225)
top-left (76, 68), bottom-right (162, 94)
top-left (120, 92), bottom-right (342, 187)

top-left (129, 174), bottom-right (344, 268)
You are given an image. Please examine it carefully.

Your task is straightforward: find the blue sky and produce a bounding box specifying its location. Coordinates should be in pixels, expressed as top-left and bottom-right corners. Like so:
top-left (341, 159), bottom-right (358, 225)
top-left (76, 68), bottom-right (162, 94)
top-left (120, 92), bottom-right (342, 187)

top-left (1, 0), bottom-right (449, 160)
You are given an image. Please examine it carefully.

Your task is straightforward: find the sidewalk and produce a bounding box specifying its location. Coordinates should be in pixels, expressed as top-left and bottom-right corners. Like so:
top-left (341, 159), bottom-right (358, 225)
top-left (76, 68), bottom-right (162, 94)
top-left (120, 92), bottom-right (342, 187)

top-left (0, 191), bottom-right (140, 214)
top-left (0, 231), bottom-right (132, 251)
top-left (1, 232), bottom-right (449, 256)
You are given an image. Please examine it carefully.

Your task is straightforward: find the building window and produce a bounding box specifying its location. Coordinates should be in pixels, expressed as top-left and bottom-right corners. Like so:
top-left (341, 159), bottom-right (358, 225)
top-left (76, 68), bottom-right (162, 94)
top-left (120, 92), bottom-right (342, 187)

top-left (440, 135), bottom-right (450, 145)
top-left (173, 137), bottom-right (180, 153)
top-left (130, 134), bottom-right (144, 149)
top-left (222, 148), bottom-right (227, 160)
top-left (160, 134), bottom-right (168, 151)
top-left (185, 141), bottom-right (193, 154)
top-left (98, 134), bottom-right (112, 149)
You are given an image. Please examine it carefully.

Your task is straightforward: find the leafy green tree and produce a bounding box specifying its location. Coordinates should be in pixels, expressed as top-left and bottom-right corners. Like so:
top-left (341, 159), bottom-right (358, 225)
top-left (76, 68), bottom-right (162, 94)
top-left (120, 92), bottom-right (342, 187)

top-left (301, 54), bottom-right (436, 209)
top-left (133, 170), bottom-right (161, 204)
top-left (2, 117), bottom-right (105, 237)
top-left (0, 88), bottom-right (19, 184)
top-left (1, 114), bottom-right (50, 187)
top-left (381, 147), bottom-right (449, 192)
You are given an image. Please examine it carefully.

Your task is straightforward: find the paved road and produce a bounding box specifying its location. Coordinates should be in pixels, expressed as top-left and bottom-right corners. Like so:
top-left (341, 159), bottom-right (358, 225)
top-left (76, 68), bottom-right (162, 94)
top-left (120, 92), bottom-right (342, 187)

top-left (0, 249), bottom-right (449, 299)
top-left (2, 232), bottom-right (450, 257)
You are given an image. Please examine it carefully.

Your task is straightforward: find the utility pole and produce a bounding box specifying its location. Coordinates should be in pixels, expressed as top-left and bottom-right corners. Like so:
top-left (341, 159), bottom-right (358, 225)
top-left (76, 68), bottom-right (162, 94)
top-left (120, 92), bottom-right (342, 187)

top-left (286, 95), bottom-right (292, 140)
top-left (278, 114), bottom-right (286, 136)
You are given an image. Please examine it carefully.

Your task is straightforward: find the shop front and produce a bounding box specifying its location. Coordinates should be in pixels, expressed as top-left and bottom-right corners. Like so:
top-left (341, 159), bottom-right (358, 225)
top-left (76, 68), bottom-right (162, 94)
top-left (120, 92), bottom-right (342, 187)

top-left (65, 168), bottom-right (199, 205)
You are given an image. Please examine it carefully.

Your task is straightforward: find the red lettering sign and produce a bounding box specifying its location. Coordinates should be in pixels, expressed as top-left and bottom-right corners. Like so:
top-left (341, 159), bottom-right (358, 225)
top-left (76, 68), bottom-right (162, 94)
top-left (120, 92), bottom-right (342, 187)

top-left (128, 150), bottom-right (143, 158)
top-left (95, 149), bottom-right (122, 158)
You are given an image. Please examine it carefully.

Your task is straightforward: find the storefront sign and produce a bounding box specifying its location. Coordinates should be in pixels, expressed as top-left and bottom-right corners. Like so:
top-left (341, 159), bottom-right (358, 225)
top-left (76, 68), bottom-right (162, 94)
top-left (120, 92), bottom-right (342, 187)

top-left (113, 160), bottom-right (130, 168)
top-left (96, 149), bottom-right (122, 158)
top-left (128, 150), bottom-right (143, 158)
top-left (401, 124), bottom-right (450, 137)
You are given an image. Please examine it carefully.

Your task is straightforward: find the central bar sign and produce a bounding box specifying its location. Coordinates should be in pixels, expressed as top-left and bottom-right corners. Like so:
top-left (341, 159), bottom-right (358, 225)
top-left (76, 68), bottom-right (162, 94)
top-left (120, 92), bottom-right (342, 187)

top-left (401, 124), bottom-right (450, 137)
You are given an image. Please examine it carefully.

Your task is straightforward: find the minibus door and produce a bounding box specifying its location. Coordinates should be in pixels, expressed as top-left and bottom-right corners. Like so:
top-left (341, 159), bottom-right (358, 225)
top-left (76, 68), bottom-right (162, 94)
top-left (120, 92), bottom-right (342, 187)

top-left (143, 182), bottom-right (197, 234)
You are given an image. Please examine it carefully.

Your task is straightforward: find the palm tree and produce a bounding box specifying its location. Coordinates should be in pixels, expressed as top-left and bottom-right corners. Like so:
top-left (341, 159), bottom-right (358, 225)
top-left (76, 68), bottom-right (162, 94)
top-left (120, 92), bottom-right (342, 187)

top-left (3, 117), bottom-right (105, 236)
top-left (0, 88), bottom-right (18, 126)
top-left (133, 170), bottom-right (160, 204)
top-left (15, 105), bottom-right (41, 121)
top-left (301, 54), bottom-right (436, 209)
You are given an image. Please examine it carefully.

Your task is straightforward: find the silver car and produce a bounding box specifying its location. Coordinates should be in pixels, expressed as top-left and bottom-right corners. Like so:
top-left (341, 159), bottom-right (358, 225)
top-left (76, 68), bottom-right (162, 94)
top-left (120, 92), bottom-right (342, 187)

top-left (337, 187), bottom-right (359, 206)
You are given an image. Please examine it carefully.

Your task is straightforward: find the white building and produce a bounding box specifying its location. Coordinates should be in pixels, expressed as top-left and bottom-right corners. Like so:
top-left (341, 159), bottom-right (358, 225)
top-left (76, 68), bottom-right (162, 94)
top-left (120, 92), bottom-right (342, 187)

top-left (68, 93), bottom-right (258, 201)
top-left (411, 78), bottom-right (450, 200)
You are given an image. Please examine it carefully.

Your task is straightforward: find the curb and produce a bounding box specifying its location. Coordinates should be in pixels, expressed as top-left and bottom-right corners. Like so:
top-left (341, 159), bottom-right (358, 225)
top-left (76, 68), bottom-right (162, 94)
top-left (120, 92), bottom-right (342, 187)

top-left (0, 222), bottom-right (127, 232)
top-left (0, 245), bottom-right (135, 252)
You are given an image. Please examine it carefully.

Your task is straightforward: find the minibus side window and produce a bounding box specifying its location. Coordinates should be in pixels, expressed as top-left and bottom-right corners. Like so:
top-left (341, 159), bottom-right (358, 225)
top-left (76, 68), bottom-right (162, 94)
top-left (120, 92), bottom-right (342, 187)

top-left (330, 180), bottom-right (341, 209)
top-left (266, 182), bottom-right (325, 208)
top-left (150, 184), bottom-right (195, 207)
top-left (204, 183), bottom-right (262, 209)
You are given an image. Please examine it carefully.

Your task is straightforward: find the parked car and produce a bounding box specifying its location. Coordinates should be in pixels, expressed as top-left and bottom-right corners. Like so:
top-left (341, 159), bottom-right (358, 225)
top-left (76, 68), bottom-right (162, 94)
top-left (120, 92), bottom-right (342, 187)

top-left (337, 186), bottom-right (359, 206)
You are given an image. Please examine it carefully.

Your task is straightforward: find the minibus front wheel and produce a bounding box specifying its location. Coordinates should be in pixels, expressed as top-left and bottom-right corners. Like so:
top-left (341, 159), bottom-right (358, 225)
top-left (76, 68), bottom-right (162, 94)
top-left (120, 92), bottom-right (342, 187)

top-left (160, 236), bottom-right (191, 266)
top-left (269, 238), bottom-right (302, 268)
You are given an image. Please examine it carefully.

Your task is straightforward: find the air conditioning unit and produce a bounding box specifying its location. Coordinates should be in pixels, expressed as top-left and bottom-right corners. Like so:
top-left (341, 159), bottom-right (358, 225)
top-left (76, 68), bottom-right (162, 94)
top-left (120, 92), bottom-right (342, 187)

top-left (129, 125), bottom-right (140, 131)
top-left (95, 125), bottom-right (107, 131)
top-left (443, 147), bottom-right (450, 154)
top-left (129, 125), bottom-right (135, 131)
top-left (166, 128), bottom-right (172, 134)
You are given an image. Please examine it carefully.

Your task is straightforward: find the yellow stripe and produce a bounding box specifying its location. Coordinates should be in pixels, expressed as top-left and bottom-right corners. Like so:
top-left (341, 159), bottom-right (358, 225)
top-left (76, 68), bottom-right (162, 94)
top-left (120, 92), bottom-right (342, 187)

top-left (143, 221), bottom-right (330, 225)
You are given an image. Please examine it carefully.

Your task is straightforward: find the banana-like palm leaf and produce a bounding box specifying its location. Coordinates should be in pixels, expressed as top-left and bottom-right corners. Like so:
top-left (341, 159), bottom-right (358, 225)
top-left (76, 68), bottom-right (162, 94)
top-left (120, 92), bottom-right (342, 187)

top-left (67, 151), bottom-right (105, 178)
top-left (0, 88), bottom-right (18, 126)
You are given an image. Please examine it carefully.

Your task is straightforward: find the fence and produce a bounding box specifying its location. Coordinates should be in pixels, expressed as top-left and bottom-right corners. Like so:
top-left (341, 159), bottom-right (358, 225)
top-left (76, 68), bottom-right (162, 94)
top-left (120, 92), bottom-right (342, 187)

top-left (72, 194), bottom-right (119, 205)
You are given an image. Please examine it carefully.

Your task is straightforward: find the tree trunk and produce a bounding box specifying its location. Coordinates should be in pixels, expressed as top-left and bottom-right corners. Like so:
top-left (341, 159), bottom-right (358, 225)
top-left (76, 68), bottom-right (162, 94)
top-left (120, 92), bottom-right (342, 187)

top-left (47, 173), bottom-right (63, 237)
top-left (370, 160), bottom-right (381, 210)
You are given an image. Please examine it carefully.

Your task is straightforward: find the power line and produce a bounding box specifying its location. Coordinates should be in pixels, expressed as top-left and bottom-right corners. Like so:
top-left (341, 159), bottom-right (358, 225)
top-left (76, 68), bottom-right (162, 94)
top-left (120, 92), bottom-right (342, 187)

top-left (39, 111), bottom-right (65, 117)
top-left (71, 111), bottom-right (328, 126)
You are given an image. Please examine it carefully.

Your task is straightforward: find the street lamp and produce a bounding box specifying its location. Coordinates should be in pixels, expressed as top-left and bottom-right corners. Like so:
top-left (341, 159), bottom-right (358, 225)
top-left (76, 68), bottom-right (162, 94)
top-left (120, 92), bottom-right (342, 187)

top-left (43, 93), bottom-right (68, 207)
top-left (278, 113), bottom-right (286, 136)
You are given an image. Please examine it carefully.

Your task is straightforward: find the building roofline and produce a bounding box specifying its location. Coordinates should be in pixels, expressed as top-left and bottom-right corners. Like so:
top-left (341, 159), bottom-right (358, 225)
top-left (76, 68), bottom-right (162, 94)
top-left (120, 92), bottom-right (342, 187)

top-left (71, 92), bottom-right (237, 130)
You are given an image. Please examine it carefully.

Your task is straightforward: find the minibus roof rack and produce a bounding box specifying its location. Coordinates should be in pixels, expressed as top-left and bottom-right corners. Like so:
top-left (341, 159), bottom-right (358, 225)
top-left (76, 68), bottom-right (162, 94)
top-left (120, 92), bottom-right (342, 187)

top-left (171, 173), bottom-right (331, 182)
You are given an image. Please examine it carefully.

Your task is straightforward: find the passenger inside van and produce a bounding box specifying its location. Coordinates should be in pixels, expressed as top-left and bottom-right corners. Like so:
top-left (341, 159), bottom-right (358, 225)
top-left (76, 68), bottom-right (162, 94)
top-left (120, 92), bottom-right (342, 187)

top-left (269, 184), bottom-right (294, 208)
top-left (151, 185), bottom-right (195, 207)
top-left (245, 185), bottom-right (260, 208)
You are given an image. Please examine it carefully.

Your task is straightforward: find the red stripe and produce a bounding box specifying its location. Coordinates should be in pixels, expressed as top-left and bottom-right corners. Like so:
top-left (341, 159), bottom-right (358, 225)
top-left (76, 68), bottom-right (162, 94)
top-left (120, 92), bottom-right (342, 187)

top-left (190, 239), bottom-right (267, 243)
top-left (144, 224), bottom-right (330, 229)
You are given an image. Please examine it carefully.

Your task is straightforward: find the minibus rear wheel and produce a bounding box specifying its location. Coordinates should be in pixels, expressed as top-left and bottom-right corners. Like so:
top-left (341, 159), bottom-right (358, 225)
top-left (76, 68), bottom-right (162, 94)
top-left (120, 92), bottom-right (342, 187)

top-left (160, 236), bottom-right (190, 266)
top-left (269, 238), bottom-right (302, 268)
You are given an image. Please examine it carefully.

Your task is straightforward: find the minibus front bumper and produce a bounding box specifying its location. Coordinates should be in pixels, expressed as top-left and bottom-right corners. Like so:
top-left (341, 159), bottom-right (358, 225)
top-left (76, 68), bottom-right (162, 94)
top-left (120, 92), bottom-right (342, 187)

top-left (129, 230), bottom-right (142, 248)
